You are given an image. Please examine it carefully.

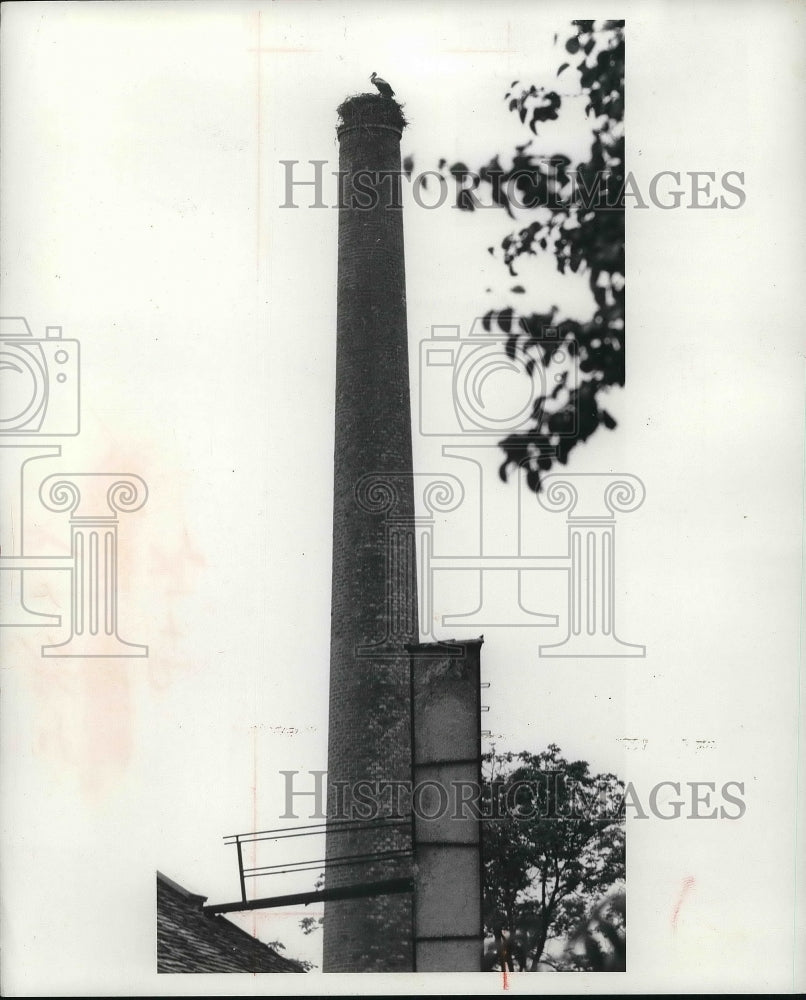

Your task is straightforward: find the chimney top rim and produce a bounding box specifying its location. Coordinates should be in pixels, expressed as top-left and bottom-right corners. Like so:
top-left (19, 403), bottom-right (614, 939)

top-left (337, 122), bottom-right (404, 141)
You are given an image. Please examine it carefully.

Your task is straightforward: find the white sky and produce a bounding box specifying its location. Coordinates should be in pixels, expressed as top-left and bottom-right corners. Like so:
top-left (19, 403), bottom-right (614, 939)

top-left (1, 0), bottom-right (805, 993)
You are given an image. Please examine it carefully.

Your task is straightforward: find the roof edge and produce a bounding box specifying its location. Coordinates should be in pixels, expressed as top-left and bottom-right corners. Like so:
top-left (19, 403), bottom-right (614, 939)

top-left (156, 870), bottom-right (208, 904)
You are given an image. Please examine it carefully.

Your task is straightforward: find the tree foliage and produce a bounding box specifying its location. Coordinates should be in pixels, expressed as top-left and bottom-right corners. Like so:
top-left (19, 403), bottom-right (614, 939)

top-left (445, 19), bottom-right (625, 492)
top-left (482, 743), bottom-right (625, 971)
top-left (561, 889), bottom-right (626, 971)
top-left (298, 871), bottom-right (325, 938)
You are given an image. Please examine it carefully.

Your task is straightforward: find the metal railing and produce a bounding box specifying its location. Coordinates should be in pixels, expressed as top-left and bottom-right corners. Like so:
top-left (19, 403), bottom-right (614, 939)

top-left (205, 814), bottom-right (413, 914)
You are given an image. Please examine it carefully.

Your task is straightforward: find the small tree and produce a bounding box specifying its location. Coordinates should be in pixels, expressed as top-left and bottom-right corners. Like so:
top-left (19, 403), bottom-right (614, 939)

top-left (482, 743), bottom-right (625, 970)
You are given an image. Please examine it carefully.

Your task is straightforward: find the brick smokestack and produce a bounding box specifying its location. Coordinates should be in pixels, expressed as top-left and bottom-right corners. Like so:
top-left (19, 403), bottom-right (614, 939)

top-left (323, 93), bottom-right (417, 972)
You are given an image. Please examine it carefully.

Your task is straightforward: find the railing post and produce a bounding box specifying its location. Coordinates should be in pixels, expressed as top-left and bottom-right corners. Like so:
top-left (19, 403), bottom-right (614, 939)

top-left (236, 837), bottom-right (247, 905)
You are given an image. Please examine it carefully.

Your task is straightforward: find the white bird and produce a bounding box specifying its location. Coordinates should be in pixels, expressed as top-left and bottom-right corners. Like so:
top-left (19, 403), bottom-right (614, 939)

top-left (370, 71), bottom-right (395, 98)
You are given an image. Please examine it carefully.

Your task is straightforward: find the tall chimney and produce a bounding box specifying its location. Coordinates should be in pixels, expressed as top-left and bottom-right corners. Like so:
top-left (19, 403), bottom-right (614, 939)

top-left (323, 93), bottom-right (417, 972)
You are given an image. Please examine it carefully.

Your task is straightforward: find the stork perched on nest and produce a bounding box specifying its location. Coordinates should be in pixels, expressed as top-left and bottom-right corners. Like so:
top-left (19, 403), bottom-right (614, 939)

top-left (370, 71), bottom-right (395, 98)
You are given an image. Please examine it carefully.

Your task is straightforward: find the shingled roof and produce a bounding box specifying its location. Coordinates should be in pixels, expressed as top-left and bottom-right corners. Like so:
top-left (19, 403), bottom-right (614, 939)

top-left (157, 872), bottom-right (305, 973)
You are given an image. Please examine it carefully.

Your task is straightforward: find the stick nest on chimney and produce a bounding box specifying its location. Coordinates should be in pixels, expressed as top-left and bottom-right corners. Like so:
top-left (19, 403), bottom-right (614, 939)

top-left (337, 93), bottom-right (408, 132)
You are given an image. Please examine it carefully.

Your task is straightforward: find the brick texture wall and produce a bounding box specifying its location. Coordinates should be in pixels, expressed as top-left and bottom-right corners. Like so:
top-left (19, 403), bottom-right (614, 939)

top-left (323, 96), bottom-right (416, 973)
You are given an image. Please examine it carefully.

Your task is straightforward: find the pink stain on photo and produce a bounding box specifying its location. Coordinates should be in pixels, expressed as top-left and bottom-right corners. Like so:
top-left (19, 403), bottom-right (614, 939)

top-left (671, 875), bottom-right (696, 931)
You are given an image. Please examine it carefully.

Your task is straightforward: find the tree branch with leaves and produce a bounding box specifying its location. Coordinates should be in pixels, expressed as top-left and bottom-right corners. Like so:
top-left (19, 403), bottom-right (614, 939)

top-left (442, 19), bottom-right (626, 493)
